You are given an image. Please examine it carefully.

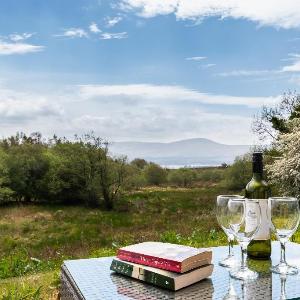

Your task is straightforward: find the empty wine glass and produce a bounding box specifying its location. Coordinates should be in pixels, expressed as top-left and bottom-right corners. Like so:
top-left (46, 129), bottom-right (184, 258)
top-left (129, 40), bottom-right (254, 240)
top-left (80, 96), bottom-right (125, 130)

top-left (269, 197), bottom-right (300, 275)
top-left (228, 198), bottom-right (261, 280)
top-left (216, 195), bottom-right (241, 267)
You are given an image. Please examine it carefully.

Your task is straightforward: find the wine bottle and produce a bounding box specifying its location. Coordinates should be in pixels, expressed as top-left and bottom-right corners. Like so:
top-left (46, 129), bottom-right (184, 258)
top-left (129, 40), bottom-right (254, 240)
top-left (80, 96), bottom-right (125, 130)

top-left (246, 152), bottom-right (271, 259)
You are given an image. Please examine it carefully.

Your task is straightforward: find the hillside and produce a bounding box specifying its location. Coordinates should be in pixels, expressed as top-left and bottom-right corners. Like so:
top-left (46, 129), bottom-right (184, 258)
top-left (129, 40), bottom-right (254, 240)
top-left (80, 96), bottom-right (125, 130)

top-left (110, 138), bottom-right (250, 167)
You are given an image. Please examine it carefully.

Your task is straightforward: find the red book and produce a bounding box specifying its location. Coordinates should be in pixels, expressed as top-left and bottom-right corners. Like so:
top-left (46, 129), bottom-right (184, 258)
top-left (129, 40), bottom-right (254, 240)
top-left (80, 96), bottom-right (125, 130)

top-left (117, 242), bottom-right (212, 273)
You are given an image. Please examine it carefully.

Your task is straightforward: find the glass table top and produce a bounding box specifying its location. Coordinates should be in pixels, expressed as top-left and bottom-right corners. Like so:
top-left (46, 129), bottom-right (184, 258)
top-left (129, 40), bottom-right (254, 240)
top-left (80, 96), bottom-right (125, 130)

top-left (62, 242), bottom-right (300, 300)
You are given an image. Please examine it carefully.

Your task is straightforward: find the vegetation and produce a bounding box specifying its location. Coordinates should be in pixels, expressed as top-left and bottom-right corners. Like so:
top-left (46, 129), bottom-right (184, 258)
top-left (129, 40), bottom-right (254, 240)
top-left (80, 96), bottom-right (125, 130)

top-left (267, 119), bottom-right (300, 197)
top-left (0, 184), bottom-right (238, 298)
top-left (252, 90), bottom-right (300, 141)
top-left (252, 90), bottom-right (300, 194)
top-left (221, 155), bottom-right (252, 190)
top-left (0, 133), bottom-right (128, 210)
top-left (0, 184), bottom-right (299, 298)
top-left (0, 132), bottom-right (229, 209)
top-left (2, 92), bottom-right (300, 299)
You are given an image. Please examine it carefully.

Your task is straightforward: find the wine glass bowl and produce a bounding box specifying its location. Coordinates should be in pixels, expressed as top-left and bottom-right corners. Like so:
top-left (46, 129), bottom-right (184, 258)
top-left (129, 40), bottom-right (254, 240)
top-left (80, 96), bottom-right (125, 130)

top-left (228, 198), bottom-right (262, 280)
top-left (216, 195), bottom-right (241, 268)
top-left (270, 197), bottom-right (300, 275)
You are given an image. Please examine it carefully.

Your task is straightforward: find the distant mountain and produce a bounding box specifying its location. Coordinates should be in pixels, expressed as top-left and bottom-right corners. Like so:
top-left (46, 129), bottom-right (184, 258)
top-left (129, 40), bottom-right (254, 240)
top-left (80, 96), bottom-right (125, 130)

top-left (109, 138), bottom-right (250, 168)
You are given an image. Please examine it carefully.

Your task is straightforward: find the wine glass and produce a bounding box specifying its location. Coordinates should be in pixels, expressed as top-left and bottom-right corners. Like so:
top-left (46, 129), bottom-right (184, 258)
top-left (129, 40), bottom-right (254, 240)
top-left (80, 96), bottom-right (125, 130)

top-left (228, 198), bottom-right (261, 280)
top-left (216, 195), bottom-right (241, 267)
top-left (269, 197), bottom-right (300, 275)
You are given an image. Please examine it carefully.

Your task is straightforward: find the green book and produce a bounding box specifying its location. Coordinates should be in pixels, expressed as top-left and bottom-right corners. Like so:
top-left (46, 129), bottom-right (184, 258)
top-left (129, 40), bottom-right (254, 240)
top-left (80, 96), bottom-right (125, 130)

top-left (110, 258), bottom-right (213, 291)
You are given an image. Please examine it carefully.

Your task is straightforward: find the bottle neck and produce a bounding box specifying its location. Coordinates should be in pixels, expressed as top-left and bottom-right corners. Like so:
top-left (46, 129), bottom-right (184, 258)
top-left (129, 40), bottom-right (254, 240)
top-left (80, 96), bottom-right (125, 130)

top-left (252, 154), bottom-right (263, 179)
top-left (252, 172), bottom-right (263, 181)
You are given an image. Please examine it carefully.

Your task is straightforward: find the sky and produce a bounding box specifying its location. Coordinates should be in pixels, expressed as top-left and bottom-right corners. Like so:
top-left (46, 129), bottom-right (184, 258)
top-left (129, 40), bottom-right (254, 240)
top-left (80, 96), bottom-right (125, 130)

top-left (2, 1), bottom-right (300, 145)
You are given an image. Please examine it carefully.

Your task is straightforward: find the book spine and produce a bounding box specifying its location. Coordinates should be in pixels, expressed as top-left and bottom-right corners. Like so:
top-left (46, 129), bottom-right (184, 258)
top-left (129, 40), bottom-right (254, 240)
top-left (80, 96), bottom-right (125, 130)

top-left (110, 259), bottom-right (176, 290)
top-left (117, 249), bottom-right (182, 273)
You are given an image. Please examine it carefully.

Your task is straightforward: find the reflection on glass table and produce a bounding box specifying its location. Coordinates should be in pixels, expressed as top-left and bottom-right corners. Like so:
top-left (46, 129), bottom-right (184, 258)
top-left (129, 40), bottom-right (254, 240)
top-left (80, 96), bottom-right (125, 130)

top-left (60, 242), bottom-right (300, 300)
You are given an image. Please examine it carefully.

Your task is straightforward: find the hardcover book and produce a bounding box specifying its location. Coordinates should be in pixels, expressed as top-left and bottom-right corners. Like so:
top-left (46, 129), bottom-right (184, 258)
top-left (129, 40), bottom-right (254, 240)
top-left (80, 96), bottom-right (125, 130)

top-left (117, 242), bottom-right (212, 273)
top-left (110, 258), bottom-right (213, 291)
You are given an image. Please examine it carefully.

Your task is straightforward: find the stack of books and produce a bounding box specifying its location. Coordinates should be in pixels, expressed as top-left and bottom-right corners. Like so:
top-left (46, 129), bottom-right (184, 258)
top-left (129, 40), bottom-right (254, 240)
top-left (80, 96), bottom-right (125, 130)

top-left (110, 241), bottom-right (213, 291)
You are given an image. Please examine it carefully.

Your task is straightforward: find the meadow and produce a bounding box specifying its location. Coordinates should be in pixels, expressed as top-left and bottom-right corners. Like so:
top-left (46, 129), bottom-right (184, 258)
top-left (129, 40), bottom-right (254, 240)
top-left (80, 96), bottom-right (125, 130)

top-left (1, 182), bottom-right (300, 298)
top-left (0, 183), bottom-right (234, 299)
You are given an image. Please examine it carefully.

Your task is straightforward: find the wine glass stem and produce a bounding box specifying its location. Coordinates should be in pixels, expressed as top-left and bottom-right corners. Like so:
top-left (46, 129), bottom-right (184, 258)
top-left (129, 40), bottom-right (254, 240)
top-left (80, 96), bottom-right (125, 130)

top-left (241, 245), bottom-right (247, 270)
top-left (280, 277), bottom-right (287, 300)
top-left (228, 236), bottom-right (234, 257)
top-left (280, 240), bottom-right (287, 265)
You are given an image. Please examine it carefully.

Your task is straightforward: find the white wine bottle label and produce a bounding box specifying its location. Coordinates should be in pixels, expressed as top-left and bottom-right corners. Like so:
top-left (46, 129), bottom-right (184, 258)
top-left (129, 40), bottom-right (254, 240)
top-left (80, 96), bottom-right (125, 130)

top-left (246, 199), bottom-right (270, 240)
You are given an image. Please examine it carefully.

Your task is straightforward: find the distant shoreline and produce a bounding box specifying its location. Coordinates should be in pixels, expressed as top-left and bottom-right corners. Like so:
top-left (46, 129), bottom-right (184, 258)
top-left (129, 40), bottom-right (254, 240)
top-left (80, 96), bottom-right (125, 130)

top-left (161, 164), bottom-right (221, 169)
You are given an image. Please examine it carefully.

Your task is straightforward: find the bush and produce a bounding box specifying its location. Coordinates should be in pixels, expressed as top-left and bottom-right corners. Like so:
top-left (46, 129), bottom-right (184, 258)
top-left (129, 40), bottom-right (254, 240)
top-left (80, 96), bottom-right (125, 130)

top-left (196, 168), bottom-right (223, 183)
top-left (5, 143), bottom-right (49, 202)
top-left (267, 120), bottom-right (300, 197)
top-left (168, 168), bottom-right (196, 187)
top-left (124, 165), bottom-right (147, 190)
top-left (130, 158), bottom-right (148, 169)
top-left (0, 133), bottom-right (129, 209)
top-left (222, 154), bottom-right (252, 190)
top-left (143, 163), bottom-right (167, 186)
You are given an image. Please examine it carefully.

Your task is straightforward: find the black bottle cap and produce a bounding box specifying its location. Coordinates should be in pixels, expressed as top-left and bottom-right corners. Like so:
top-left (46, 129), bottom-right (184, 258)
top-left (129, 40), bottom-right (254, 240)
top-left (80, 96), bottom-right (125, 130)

top-left (253, 152), bottom-right (263, 173)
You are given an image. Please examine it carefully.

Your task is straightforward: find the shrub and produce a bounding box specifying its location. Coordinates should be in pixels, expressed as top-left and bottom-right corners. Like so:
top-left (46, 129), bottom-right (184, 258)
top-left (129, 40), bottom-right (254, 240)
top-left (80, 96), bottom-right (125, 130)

top-left (267, 120), bottom-right (300, 197)
top-left (168, 168), bottom-right (196, 187)
top-left (222, 154), bottom-right (252, 190)
top-left (196, 168), bottom-right (223, 183)
top-left (143, 163), bottom-right (167, 186)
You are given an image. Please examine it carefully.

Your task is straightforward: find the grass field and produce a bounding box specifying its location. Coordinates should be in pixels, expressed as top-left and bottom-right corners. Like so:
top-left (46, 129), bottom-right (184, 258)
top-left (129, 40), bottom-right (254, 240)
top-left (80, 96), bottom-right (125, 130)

top-left (1, 185), bottom-right (299, 298)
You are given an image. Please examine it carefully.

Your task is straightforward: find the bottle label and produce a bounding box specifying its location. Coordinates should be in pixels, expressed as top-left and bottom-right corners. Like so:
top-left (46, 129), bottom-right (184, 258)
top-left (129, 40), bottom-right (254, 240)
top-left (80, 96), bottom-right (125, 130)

top-left (246, 199), bottom-right (270, 240)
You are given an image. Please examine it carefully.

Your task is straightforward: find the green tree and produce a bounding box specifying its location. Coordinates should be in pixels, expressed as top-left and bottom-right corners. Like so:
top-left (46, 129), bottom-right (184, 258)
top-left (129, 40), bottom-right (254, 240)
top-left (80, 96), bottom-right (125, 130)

top-left (44, 142), bottom-right (93, 205)
top-left (5, 142), bottom-right (49, 202)
top-left (168, 168), bottom-right (196, 187)
top-left (266, 120), bottom-right (300, 197)
top-left (253, 91), bottom-right (300, 141)
top-left (0, 132), bottom-right (130, 209)
top-left (124, 164), bottom-right (146, 190)
top-left (131, 158), bottom-right (148, 169)
top-left (0, 148), bottom-right (14, 203)
top-left (76, 134), bottom-right (128, 210)
top-left (143, 163), bottom-right (167, 186)
top-left (222, 155), bottom-right (252, 190)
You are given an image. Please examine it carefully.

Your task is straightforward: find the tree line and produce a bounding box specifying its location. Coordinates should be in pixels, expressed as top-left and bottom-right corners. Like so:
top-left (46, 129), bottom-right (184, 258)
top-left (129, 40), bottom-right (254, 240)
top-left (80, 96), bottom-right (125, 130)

top-left (2, 90), bottom-right (297, 209)
top-left (0, 132), bottom-right (225, 209)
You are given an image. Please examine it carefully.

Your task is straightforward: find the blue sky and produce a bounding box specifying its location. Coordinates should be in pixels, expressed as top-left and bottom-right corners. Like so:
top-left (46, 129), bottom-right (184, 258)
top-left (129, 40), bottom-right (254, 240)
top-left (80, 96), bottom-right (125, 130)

top-left (1, 0), bottom-right (300, 144)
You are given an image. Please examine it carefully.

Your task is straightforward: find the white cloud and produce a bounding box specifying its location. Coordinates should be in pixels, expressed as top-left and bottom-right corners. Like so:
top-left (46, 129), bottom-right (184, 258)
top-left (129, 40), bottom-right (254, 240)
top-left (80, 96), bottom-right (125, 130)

top-left (202, 63), bottom-right (216, 69)
top-left (71, 108), bottom-right (253, 144)
top-left (280, 54), bottom-right (300, 72)
top-left (186, 56), bottom-right (207, 61)
top-left (0, 83), bottom-right (272, 144)
top-left (0, 88), bottom-right (63, 121)
top-left (218, 53), bottom-right (300, 76)
top-left (105, 16), bottom-right (123, 27)
top-left (120, 0), bottom-right (300, 29)
top-left (78, 84), bottom-right (279, 108)
top-left (282, 62), bottom-right (300, 72)
top-left (89, 22), bottom-right (102, 33)
top-left (278, 53), bottom-right (300, 72)
top-left (55, 28), bottom-right (88, 38)
top-left (9, 33), bottom-right (34, 42)
top-left (0, 41), bottom-right (44, 55)
top-left (100, 32), bottom-right (128, 39)
top-left (218, 69), bottom-right (276, 77)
